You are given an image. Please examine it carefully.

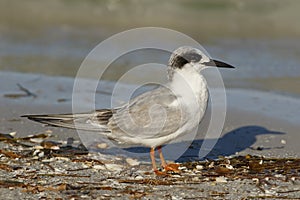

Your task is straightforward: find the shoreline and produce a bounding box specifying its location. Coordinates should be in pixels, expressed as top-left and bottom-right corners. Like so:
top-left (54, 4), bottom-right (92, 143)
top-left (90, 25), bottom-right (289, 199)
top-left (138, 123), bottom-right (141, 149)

top-left (1, 71), bottom-right (299, 158)
top-left (1, 71), bottom-right (300, 199)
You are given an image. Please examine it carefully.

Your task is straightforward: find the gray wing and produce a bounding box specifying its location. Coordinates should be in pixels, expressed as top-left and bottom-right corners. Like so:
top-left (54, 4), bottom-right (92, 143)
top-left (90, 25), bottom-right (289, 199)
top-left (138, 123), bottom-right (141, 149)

top-left (22, 109), bottom-right (114, 132)
top-left (108, 86), bottom-right (187, 139)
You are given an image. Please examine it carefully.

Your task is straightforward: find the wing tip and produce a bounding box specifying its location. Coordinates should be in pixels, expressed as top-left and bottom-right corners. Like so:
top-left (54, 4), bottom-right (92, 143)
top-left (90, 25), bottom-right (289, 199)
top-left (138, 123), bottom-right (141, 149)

top-left (21, 114), bottom-right (46, 120)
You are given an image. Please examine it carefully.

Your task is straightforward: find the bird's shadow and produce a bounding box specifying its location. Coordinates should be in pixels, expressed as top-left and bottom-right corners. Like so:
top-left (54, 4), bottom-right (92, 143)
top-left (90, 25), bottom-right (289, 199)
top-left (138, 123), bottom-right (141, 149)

top-left (96, 125), bottom-right (285, 162)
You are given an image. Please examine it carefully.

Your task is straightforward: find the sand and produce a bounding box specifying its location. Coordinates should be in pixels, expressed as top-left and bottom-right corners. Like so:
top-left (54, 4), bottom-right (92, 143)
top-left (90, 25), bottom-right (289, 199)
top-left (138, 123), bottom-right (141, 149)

top-left (0, 71), bottom-right (299, 199)
top-left (1, 71), bottom-right (299, 156)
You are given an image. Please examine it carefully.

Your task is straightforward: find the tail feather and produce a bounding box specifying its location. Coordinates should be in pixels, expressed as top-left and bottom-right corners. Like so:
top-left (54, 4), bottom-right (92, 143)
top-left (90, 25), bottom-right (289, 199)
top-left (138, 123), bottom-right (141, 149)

top-left (22, 110), bottom-right (113, 132)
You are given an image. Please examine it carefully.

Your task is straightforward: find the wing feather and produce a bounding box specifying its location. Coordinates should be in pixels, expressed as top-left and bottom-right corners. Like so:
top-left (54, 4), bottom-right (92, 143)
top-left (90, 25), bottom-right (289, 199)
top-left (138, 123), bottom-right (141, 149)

top-left (22, 109), bottom-right (114, 132)
top-left (108, 86), bottom-right (187, 139)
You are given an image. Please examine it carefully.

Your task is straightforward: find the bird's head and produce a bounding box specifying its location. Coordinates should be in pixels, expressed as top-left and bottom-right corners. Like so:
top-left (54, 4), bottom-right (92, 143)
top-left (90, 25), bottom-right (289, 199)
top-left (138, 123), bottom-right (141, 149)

top-left (167, 46), bottom-right (234, 79)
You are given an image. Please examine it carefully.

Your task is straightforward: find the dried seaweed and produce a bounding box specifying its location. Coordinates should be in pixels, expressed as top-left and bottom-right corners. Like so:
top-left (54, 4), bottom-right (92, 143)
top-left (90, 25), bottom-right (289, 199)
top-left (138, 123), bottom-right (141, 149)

top-left (22, 183), bottom-right (67, 194)
top-left (119, 178), bottom-right (174, 185)
top-left (0, 149), bottom-right (21, 158)
top-left (0, 131), bottom-right (299, 199)
top-left (0, 164), bottom-right (13, 172)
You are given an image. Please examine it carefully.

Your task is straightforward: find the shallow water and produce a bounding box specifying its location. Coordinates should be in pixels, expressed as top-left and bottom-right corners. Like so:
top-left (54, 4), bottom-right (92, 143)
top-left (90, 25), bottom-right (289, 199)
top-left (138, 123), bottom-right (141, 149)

top-left (1, 0), bottom-right (300, 96)
top-left (1, 34), bottom-right (300, 96)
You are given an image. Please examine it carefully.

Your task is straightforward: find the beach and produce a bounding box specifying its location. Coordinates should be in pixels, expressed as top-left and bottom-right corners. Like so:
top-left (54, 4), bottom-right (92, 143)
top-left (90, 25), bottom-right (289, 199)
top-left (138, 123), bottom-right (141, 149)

top-left (0, 71), bottom-right (299, 199)
top-left (1, 0), bottom-right (300, 198)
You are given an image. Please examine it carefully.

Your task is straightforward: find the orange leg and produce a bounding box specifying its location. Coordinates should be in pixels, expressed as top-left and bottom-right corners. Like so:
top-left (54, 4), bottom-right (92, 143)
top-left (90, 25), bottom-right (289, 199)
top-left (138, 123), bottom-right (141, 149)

top-left (157, 146), bottom-right (180, 173)
top-left (157, 146), bottom-right (167, 167)
top-left (150, 147), bottom-right (157, 171)
top-left (150, 147), bottom-right (167, 176)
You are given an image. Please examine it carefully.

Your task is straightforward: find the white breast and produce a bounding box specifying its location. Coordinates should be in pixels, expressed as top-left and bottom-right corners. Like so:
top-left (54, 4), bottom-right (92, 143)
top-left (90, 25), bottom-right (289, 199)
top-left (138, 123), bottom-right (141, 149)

top-left (169, 64), bottom-right (209, 135)
top-left (170, 64), bottom-right (208, 113)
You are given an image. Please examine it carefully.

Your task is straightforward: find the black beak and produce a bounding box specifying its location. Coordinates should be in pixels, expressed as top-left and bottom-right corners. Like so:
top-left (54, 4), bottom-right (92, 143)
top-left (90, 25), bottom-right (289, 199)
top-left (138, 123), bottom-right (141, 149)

top-left (203, 59), bottom-right (235, 69)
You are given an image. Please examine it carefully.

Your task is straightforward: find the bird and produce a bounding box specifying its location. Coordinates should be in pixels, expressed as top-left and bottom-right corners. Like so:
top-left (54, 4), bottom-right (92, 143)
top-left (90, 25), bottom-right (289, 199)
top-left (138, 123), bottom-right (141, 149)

top-left (22, 46), bottom-right (234, 175)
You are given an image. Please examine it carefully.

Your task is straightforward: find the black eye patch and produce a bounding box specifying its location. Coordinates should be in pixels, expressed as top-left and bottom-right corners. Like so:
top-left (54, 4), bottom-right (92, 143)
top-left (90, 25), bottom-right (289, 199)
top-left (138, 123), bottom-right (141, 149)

top-left (171, 52), bottom-right (202, 69)
top-left (171, 55), bottom-right (189, 69)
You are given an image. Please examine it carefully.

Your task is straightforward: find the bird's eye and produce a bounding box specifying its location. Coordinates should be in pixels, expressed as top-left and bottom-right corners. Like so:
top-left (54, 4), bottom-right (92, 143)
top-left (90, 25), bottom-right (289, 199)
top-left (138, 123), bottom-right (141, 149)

top-left (184, 52), bottom-right (202, 63)
top-left (170, 52), bottom-right (203, 69)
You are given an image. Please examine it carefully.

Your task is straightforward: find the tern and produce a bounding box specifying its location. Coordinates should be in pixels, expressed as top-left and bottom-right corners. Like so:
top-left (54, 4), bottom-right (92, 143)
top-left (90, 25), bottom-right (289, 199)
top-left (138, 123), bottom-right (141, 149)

top-left (22, 46), bottom-right (234, 175)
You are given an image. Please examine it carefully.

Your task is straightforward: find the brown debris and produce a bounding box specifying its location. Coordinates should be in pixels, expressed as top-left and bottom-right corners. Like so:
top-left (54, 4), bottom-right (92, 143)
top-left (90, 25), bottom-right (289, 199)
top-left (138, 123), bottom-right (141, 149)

top-left (21, 133), bottom-right (50, 141)
top-left (119, 178), bottom-right (174, 185)
top-left (57, 98), bottom-right (70, 102)
top-left (0, 131), bottom-right (299, 199)
top-left (22, 183), bottom-right (67, 194)
top-left (0, 180), bottom-right (25, 188)
top-left (0, 133), bottom-right (14, 140)
top-left (121, 187), bottom-right (148, 199)
top-left (4, 83), bottom-right (37, 99)
top-left (40, 141), bottom-right (60, 150)
top-left (214, 166), bottom-right (233, 175)
top-left (71, 158), bottom-right (104, 165)
top-left (0, 163), bottom-right (13, 172)
top-left (0, 149), bottom-right (21, 159)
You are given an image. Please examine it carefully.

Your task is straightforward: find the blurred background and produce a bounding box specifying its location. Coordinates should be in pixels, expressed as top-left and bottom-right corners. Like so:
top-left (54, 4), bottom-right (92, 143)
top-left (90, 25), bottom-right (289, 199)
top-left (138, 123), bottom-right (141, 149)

top-left (0, 0), bottom-right (300, 96)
